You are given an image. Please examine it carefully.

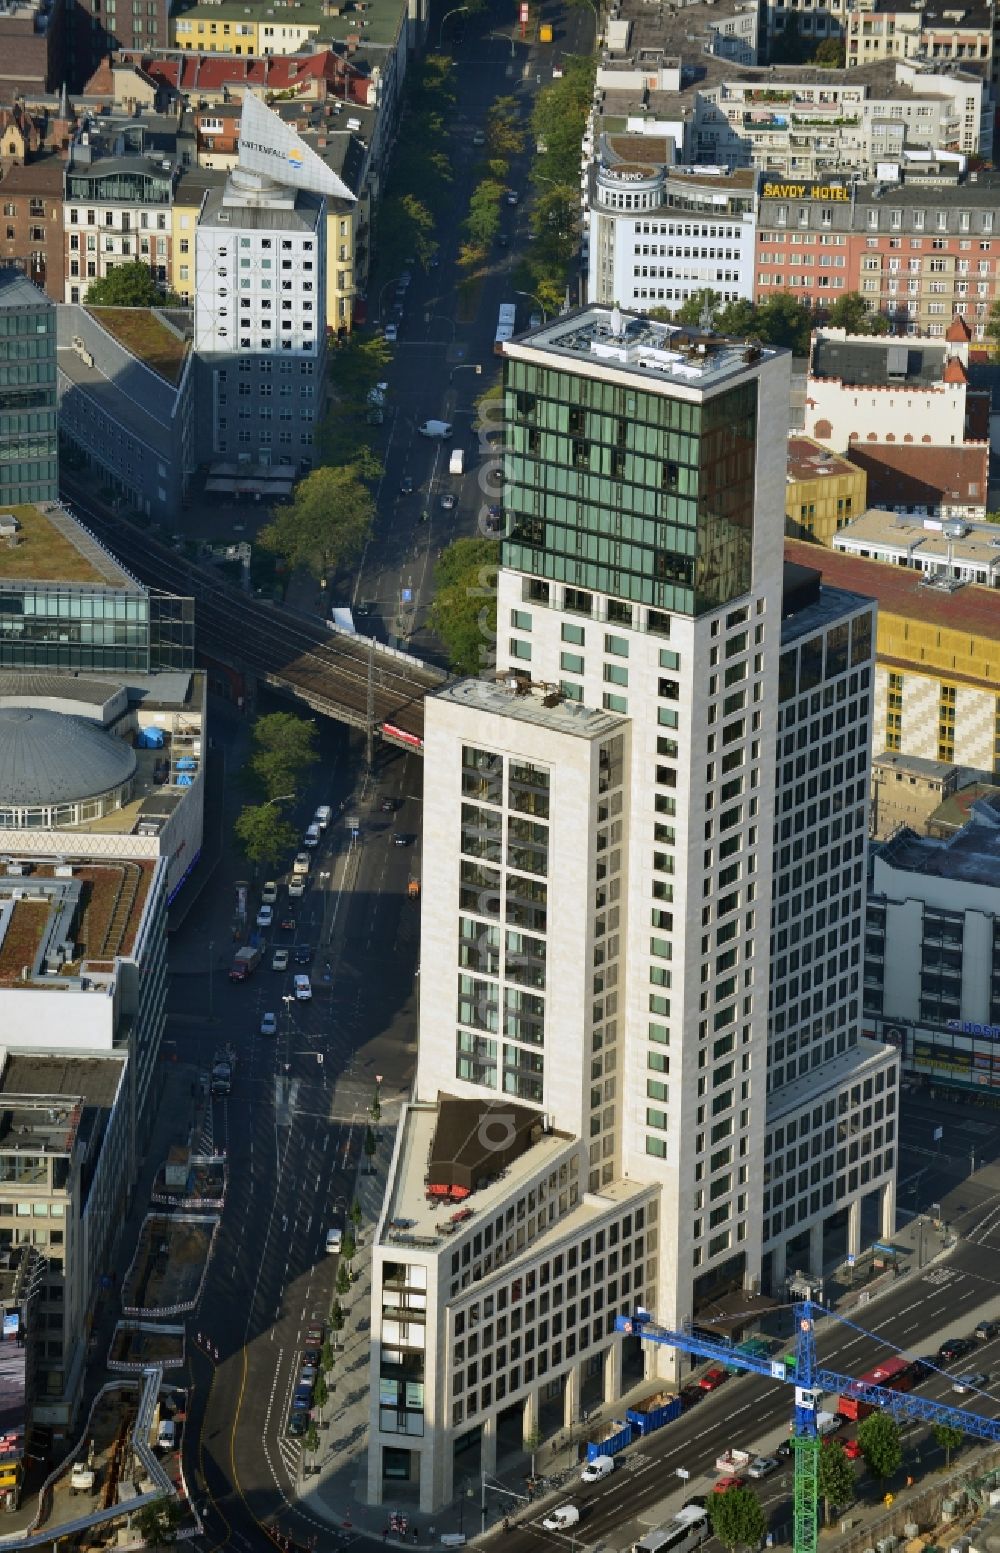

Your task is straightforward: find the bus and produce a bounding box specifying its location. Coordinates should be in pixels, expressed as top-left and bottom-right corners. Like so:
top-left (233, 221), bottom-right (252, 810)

top-left (494, 302), bottom-right (517, 355)
top-left (837, 1356), bottom-right (914, 1422)
top-left (633, 1506), bottom-right (709, 1553)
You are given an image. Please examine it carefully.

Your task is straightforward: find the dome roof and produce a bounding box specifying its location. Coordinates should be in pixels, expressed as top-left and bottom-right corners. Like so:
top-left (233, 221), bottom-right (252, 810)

top-left (0, 707), bottom-right (137, 806)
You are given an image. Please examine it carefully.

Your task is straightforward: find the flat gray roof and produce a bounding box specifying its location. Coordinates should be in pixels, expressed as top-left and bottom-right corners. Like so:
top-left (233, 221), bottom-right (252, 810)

top-left (509, 305), bottom-right (777, 394)
top-left (812, 337), bottom-right (945, 388)
top-left (879, 806), bottom-right (1000, 888)
top-left (780, 581), bottom-right (874, 648)
top-left (437, 677), bottom-right (627, 740)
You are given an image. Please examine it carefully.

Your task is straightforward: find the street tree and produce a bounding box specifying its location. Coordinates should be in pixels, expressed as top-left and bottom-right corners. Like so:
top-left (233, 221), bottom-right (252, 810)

top-left (364, 1125), bottom-right (377, 1173)
top-left (465, 180), bottom-right (505, 248)
top-left (336, 1261), bottom-right (351, 1297)
top-left (250, 712), bottom-right (318, 801)
top-left (708, 1486), bottom-right (767, 1552)
top-left (234, 803), bottom-right (298, 869)
top-left (673, 289), bottom-right (720, 327)
top-left (303, 1423), bottom-right (320, 1456)
top-left (756, 292), bottom-right (816, 355)
top-left (349, 1198), bottom-right (363, 1231)
top-left (428, 537), bottom-right (500, 675)
top-left (933, 1422), bottom-right (964, 1468)
top-left (370, 1087), bottom-right (382, 1126)
top-left (329, 1299), bottom-right (345, 1342)
top-left (86, 261), bottom-right (178, 308)
top-left (320, 1338), bottom-right (335, 1372)
top-left (134, 1495), bottom-right (183, 1546)
top-left (341, 1230), bottom-right (356, 1265)
top-left (259, 464), bottom-right (375, 582)
top-left (812, 36), bottom-right (846, 65)
top-left (818, 1442), bottom-right (856, 1525)
top-left (313, 1374), bottom-right (328, 1409)
top-left (825, 292), bottom-right (889, 335)
top-left (858, 1412), bottom-right (903, 1483)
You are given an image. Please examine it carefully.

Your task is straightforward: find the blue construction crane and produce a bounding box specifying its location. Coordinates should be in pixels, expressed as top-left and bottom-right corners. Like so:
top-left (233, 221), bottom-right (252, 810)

top-left (616, 1301), bottom-right (1000, 1553)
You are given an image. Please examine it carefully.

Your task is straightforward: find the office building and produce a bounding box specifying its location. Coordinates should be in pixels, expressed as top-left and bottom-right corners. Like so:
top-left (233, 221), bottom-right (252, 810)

top-left (367, 309), bottom-right (897, 1513)
top-left (586, 153), bottom-right (757, 314)
top-left (833, 506), bottom-right (999, 581)
top-left (869, 751), bottom-right (960, 839)
top-left (865, 796), bottom-right (1000, 1095)
top-left (786, 536), bottom-right (1000, 772)
top-left (785, 437), bottom-right (866, 543)
top-left (0, 853), bottom-right (168, 1422)
top-left (56, 303), bottom-right (195, 523)
top-left (193, 93), bottom-right (354, 468)
top-left (0, 269), bottom-right (57, 508)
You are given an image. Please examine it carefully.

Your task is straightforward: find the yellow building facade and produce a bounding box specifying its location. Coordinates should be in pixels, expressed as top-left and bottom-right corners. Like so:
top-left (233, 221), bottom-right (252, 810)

top-left (170, 6), bottom-right (320, 53)
top-left (785, 436), bottom-right (868, 544)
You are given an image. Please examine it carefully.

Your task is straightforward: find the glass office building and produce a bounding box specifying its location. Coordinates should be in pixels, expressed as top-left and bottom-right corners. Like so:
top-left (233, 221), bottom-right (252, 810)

top-left (0, 268), bottom-right (57, 507)
top-left (0, 584), bottom-right (194, 672)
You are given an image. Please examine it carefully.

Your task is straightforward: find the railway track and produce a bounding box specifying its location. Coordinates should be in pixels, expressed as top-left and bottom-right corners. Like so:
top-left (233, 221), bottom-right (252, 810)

top-left (63, 487), bottom-right (445, 745)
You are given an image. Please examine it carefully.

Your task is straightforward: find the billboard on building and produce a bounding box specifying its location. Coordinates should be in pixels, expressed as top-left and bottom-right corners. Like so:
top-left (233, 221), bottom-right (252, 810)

top-left (238, 92), bottom-right (355, 202)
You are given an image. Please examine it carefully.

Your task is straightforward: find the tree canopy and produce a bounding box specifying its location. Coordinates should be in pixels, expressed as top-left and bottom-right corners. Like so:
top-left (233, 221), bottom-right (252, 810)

top-left (818, 1442), bottom-right (856, 1524)
top-left (857, 1412), bottom-right (903, 1483)
top-left (708, 1486), bottom-right (768, 1552)
top-left (133, 1495), bottom-right (183, 1546)
top-left (84, 261), bottom-right (179, 308)
top-left (260, 464), bottom-right (374, 581)
top-left (933, 1421), bottom-right (964, 1467)
top-left (249, 711), bottom-right (318, 801)
top-left (428, 537), bottom-right (500, 675)
top-left (234, 803), bottom-right (298, 868)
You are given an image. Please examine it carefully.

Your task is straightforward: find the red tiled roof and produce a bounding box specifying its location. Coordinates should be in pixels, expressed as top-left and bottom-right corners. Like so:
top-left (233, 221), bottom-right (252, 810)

top-left (784, 538), bottom-right (1000, 641)
top-left (846, 441), bottom-right (988, 510)
top-left (946, 315), bottom-right (972, 342)
top-left (133, 47), bottom-right (360, 98)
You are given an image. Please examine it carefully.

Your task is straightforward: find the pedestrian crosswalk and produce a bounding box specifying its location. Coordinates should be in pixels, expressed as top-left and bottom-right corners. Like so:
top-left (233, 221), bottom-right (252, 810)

top-left (278, 1437), bottom-right (302, 1479)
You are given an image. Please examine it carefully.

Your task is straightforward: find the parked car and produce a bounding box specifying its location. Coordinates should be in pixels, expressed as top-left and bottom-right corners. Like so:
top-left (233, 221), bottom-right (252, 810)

top-left (271, 949), bottom-right (289, 973)
top-left (260, 1011), bottom-right (277, 1036)
top-left (714, 1477), bottom-right (745, 1494)
top-left (326, 1228), bottom-right (343, 1255)
top-left (679, 1384), bottom-right (704, 1409)
top-left (910, 1356), bottom-right (937, 1382)
top-left (580, 1456), bottom-right (614, 1483)
top-left (699, 1367), bottom-right (727, 1392)
top-left (843, 1439), bottom-right (862, 1461)
top-left (939, 1337), bottom-right (977, 1363)
top-left (305, 1327), bottom-right (324, 1349)
top-left (747, 1457), bottom-right (778, 1479)
top-left (287, 1415), bottom-right (308, 1437)
top-left (393, 833), bottom-right (412, 848)
top-left (775, 1441), bottom-right (793, 1463)
top-left (256, 904), bottom-right (273, 929)
top-left (975, 1319), bottom-right (1000, 1341)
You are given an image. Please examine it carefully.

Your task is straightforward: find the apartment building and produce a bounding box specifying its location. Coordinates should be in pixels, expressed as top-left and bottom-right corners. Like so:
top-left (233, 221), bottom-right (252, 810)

top-left (846, 0), bottom-right (992, 67)
top-left (866, 799), bottom-right (1000, 1096)
top-left (586, 149), bottom-right (758, 313)
top-left (786, 537), bottom-right (1000, 772)
top-left (63, 116), bottom-right (193, 306)
top-left (834, 508), bottom-right (1000, 580)
top-left (756, 172), bottom-right (1000, 337)
top-left (367, 309), bottom-right (898, 1513)
top-left (0, 269), bottom-right (57, 508)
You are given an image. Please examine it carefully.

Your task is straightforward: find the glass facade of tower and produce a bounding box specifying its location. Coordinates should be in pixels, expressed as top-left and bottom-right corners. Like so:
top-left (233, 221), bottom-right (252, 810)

top-left (0, 280), bottom-right (58, 507)
top-left (503, 358), bottom-right (758, 616)
top-left (0, 585), bottom-right (194, 672)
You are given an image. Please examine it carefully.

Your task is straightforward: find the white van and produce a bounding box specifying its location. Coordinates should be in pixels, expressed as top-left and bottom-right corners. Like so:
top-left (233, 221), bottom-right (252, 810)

top-left (314, 805), bottom-right (332, 830)
top-left (292, 852), bottom-right (311, 876)
top-left (449, 448), bottom-right (465, 476)
top-left (581, 1455), bottom-right (614, 1482)
top-left (156, 1418), bottom-right (176, 1451)
top-left (326, 1227), bottom-right (343, 1255)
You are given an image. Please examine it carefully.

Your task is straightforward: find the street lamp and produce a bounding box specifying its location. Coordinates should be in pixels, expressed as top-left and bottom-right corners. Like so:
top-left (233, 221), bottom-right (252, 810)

top-left (449, 362), bottom-right (483, 384)
top-left (208, 940), bottom-right (215, 1023)
top-left (516, 290), bottom-right (548, 324)
top-left (438, 4), bottom-right (468, 46)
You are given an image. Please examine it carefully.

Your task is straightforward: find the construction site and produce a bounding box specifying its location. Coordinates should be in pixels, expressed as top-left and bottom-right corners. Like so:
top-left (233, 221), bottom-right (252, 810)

top-left (108, 1322), bottom-right (185, 1373)
top-left (120, 1213), bottom-right (219, 1317)
top-left (151, 1148), bottom-right (227, 1210)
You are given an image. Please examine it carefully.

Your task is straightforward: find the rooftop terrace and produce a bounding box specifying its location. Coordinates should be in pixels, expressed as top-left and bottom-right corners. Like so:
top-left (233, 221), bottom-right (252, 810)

top-left (436, 676), bottom-right (626, 740)
top-left (0, 860), bottom-right (154, 987)
top-left (0, 504), bottom-right (136, 590)
top-left (507, 305), bottom-right (776, 393)
top-left (879, 803), bottom-right (1000, 888)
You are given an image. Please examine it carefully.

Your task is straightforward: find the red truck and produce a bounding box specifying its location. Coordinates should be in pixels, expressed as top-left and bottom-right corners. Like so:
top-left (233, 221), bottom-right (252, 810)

top-left (229, 943), bottom-right (263, 982)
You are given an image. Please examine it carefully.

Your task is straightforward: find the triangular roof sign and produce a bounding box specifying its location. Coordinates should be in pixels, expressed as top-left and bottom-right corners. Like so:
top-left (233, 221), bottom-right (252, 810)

top-left (237, 90), bottom-right (355, 202)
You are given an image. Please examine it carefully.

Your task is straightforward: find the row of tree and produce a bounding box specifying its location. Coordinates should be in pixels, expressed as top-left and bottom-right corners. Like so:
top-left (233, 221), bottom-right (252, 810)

top-left (661, 288), bottom-right (892, 357)
top-left (518, 54), bottom-right (597, 315)
top-left (234, 710), bottom-right (319, 867)
top-left (376, 53), bottom-right (457, 276)
top-left (459, 97), bottom-right (526, 273)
